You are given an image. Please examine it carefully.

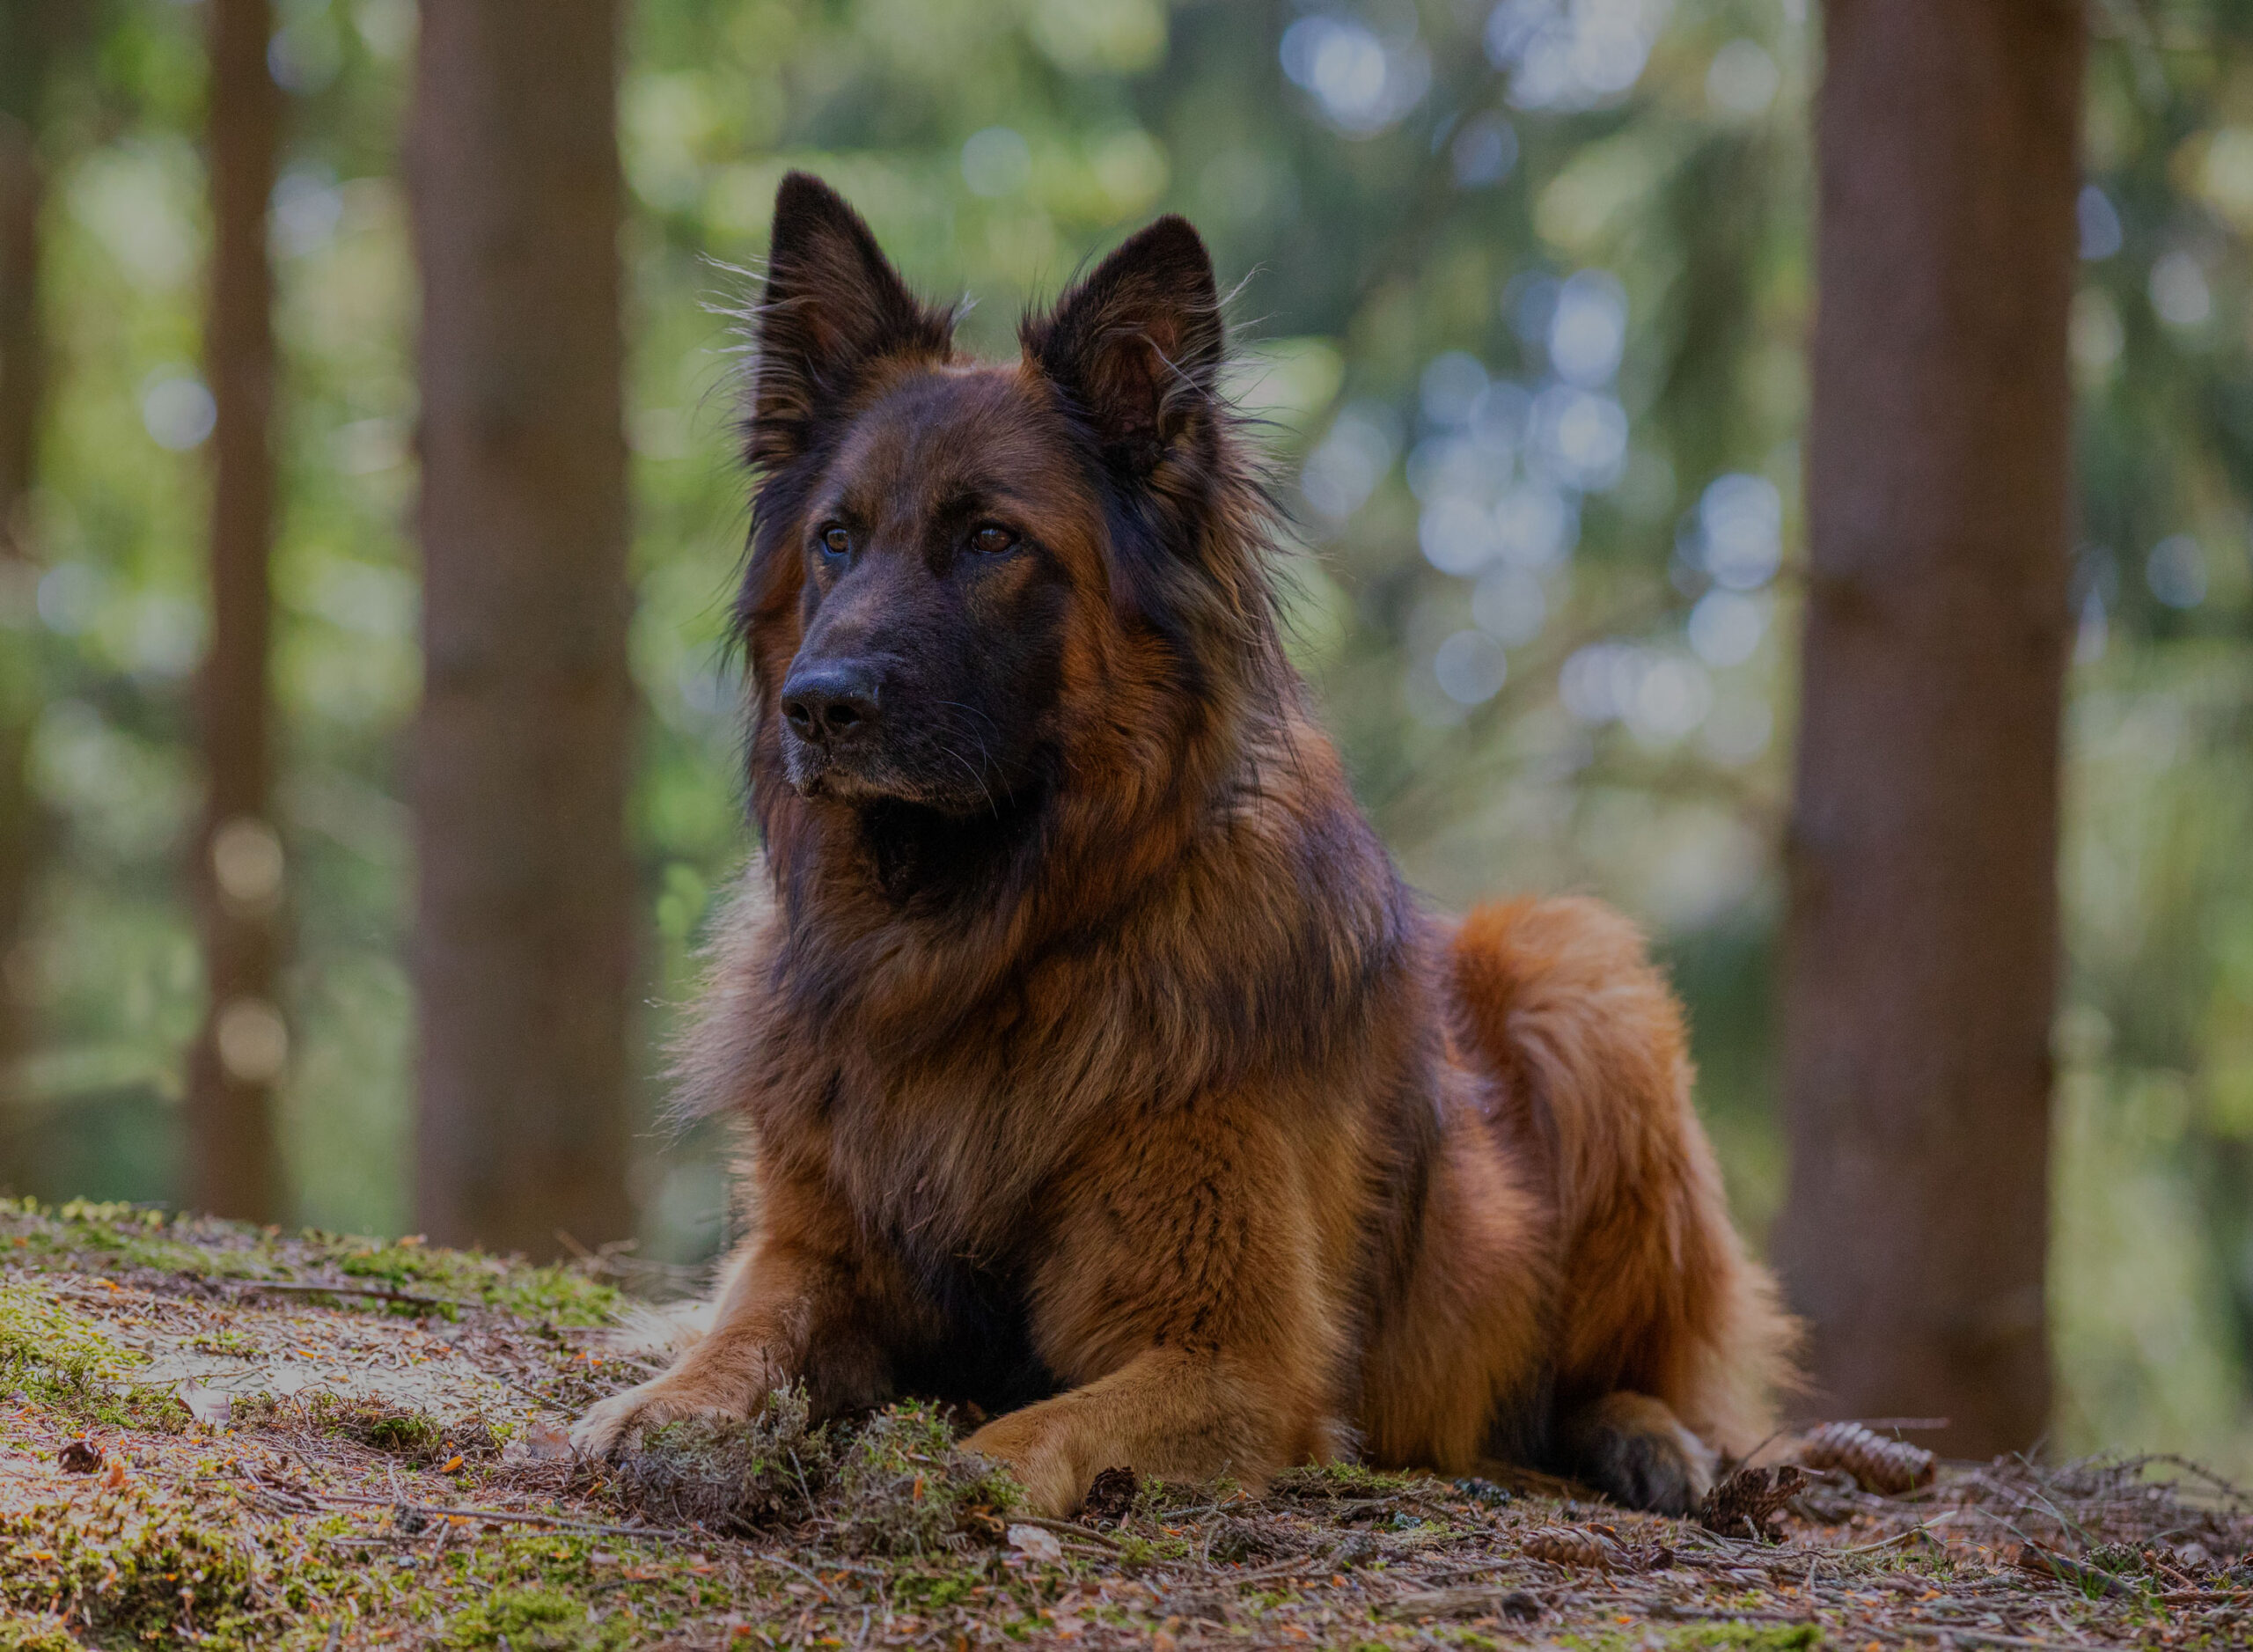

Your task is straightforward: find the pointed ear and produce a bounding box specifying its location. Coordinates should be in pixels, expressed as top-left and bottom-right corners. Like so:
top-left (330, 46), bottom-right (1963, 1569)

top-left (1025, 216), bottom-right (1225, 476)
top-left (747, 173), bottom-right (953, 467)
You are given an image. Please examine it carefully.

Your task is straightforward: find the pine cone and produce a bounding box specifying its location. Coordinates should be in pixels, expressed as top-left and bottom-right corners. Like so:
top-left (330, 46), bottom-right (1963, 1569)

top-left (1521, 1525), bottom-right (1618, 1568)
top-left (1695, 1464), bottom-right (1808, 1543)
top-left (1082, 1465), bottom-right (1138, 1525)
top-left (1799, 1421), bottom-right (1936, 1495)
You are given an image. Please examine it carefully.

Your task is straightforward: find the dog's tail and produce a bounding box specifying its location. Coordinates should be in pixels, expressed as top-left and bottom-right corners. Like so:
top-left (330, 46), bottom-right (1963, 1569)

top-left (1449, 895), bottom-right (1797, 1453)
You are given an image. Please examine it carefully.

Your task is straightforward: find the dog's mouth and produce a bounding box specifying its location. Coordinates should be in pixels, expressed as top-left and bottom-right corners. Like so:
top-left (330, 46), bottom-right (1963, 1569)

top-left (782, 730), bottom-right (1004, 817)
top-left (783, 737), bottom-right (883, 803)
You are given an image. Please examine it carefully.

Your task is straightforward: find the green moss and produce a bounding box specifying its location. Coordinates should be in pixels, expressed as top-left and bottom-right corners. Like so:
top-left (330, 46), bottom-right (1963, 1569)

top-left (1563, 1629), bottom-right (1826, 1652)
top-left (1667, 1628), bottom-right (1825, 1651)
top-left (0, 1279), bottom-right (184, 1428)
top-left (620, 1383), bottom-right (833, 1533)
top-left (1271, 1461), bottom-right (1428, 1501)
top-left (615, 1393), bottom-right (1021, 1555)
top-left (0, 1485), bottom-right (261, 1641)
top-left (26, 1201), bottom-right (274, 1282)
top-left (294, 1391), bottom-right (499, 1466)
top-left (0, 1204), bottom-right (624, 1333)
top-left (0, 1623), bottom-right (83, 1652)
top-left (897, 1569), bottom-right (984, 1611)
top-left (329, 1240), bottom-right (622, 1326)
top-left (488, 1264), bottom-right (626, 1327)
top-left (831, 1399), bottom-right (1022, 1556)
top-left (193, 1325), bottom-right (260, 1358)
top-left (446, 1584), bottom-right (635, 1650)
top-left (0, 1278), bottom-right (143, 1399)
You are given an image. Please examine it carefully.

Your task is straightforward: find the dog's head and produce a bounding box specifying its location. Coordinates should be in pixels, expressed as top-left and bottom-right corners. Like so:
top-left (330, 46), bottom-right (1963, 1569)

top-left (735, 173), bottom-right (1270, 839)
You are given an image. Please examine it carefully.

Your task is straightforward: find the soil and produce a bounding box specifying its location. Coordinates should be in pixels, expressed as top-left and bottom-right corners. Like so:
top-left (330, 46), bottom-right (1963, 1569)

top-left (0, 1200), bottom-right (2244, 1649)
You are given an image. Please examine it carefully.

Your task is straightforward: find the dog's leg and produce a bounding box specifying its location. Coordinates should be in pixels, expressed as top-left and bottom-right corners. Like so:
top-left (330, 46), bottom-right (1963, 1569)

top-left (1557, 1391), bottom-right (1716, 1516)
top-left (569, 1180), bottom-right (879, 1454)
top-left (1449, 898), bottom-right (1796, 1461)
top-left (964, 1345), bottom-right (1327, 1517)
top-left (961, 1107), bottom-right (1343, 1516)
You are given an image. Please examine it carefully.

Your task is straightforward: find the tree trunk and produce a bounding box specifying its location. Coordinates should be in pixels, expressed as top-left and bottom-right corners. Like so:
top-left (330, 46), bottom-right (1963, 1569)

top-left (408, 0), bottom-right (635, 1258)
top-left (1774, 0), bottom-right (2082, 1457)
top-left (186, 0), bottom-right (286, 1222)
top-left (0, 1), bottom-right (62, 1155)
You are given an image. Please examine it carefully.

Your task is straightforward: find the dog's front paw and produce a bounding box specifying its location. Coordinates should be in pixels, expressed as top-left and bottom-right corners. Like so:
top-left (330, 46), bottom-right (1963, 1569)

top-left (1562, 1391), bottom-right (1717, 1517)
top-left (962, 1413), bottom-right (1077, 1518)
top-left (569, 1375), bottom-right (746, 1457)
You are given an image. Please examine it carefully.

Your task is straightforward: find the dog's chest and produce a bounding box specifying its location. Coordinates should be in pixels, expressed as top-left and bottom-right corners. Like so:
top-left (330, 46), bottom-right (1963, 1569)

top-left (805, 1068), bottom-right (1068, 1413)
top-left (818, 1064), bottom-right (1064, 1260)
top-left (882, 1230), bottom-right (1060, 1414)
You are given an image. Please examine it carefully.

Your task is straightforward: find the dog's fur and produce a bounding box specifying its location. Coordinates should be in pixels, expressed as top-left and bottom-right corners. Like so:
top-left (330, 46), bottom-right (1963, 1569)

top-left (570, 173), bottom-right (1794, 1517)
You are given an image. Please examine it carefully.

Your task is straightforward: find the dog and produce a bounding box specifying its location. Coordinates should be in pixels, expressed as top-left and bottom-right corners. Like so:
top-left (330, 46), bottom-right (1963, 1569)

top-left (570, 173), bottom-right (1794, 1518)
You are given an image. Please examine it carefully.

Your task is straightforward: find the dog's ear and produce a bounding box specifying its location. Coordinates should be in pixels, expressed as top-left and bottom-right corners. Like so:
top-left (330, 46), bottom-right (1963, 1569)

top-left (747, 173), bottom-right (952, 467)
top-left (1026, 216), bottom-right (1224, 477)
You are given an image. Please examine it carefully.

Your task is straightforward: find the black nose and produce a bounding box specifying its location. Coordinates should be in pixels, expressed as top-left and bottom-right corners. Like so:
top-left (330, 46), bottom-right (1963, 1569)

top-left (781, 663), bottom-right (880, 745)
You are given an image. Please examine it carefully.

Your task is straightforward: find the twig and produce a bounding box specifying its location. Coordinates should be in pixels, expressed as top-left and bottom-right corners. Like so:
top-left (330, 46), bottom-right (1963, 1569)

top-left (1892, 1628), bottom-right (2095, 1651)
top-left (1010, 1514), bottom-right (1128, 1552)
top-left (754, 1551), bottom-right (838, 1604)
top-left (2009, 1545), bottom-right (2135, 1601)
top-left (1829, 1522), bottom-right (1944, 1557)
top-left (1215, 1553), bottom-right (1332, 1587)
top-left (1843, 1418), bottom-right (1954, 1434)
top-left (1651, 1603), bottom-right (1816, 1626)
top-left (233, 1279), bottom-right (472, 1310)
top-left (312, 1489), bottom-right (679, 1540)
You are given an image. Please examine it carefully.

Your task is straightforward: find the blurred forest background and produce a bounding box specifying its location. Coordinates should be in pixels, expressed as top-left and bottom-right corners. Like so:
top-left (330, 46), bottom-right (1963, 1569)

top-left (0, 0), bottom-right (2249, 1469)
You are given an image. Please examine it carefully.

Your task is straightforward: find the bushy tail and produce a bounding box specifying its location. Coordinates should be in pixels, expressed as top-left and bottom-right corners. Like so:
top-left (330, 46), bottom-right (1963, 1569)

top-left (1449, 896), bottom-right (1797, 1453)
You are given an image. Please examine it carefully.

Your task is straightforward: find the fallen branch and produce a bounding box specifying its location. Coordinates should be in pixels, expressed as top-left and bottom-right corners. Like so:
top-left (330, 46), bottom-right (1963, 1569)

top-left (2011, 1544), bottom-right (2136, 1599)
top-left (232, 1279), bottom-right (472, 1311)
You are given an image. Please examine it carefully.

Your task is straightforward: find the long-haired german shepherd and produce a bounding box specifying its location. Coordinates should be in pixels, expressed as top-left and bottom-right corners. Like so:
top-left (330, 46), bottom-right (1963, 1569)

top-left (571, 173), bottom-right (1794, 1516)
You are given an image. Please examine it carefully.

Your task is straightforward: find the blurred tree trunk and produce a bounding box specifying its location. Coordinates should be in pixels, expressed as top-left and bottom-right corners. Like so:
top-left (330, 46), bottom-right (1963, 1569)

top-left (0, 1), bottom-right (59, 1161)
top-left (408, 1), bottom-right (635, 1258)
top-left (1775, 0), bottom-right (2082, 1457)
top-left (187, 0), bottom-right (286, 1222)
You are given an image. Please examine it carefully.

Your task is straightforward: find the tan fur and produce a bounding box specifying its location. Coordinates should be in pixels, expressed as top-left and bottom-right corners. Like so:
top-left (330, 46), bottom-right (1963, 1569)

top-left (571, 175), bottom-right (1796, 1516)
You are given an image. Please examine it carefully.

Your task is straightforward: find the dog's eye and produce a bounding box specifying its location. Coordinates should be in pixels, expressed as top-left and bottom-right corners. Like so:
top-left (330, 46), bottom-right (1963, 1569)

top-left (820, 525), bottom-right (850, 559)
top-left (970, 524), bottom-right (1017, 555)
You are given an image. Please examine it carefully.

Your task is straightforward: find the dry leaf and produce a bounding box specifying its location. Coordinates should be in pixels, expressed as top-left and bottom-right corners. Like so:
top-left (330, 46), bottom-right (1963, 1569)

top-left (503, 1419), bottom-right (575, 1463)
top-left (180, 1386), bottom-right (234, 1429)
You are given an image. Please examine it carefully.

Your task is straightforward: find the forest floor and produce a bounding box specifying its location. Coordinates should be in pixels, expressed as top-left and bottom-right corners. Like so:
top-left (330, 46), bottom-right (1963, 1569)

top-left (0, 1203), bottom-right (2247, 1650)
